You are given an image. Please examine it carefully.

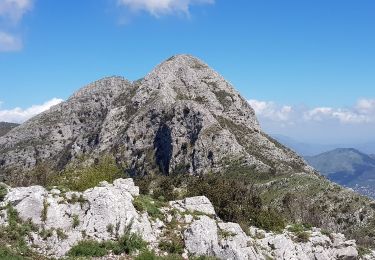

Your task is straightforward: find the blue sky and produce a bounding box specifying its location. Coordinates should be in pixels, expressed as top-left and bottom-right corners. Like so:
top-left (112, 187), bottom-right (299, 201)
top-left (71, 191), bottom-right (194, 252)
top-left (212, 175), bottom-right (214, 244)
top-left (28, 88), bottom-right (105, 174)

top-left (1, 0), bottom-right (375, 145)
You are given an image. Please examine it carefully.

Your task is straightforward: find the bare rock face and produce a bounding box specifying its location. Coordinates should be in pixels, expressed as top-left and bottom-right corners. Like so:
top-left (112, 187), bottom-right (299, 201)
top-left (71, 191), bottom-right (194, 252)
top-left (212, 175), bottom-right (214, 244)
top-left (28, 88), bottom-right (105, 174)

top-left (1, 178), bottom-right (155, 257)
top-left (0, 179), bottom-right (365, 260)
top-left (0, 55), bottom-right (309, 182)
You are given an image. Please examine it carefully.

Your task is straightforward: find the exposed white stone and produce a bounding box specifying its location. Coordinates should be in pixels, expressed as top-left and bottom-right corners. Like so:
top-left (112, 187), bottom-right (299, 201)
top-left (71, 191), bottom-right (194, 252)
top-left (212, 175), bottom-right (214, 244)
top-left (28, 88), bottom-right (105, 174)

top-left (184, 216), bottom-right (218, 256)
top-left (170, 196), bottom-right (216, 216)
top-left (0, 179), bottom-right (364, 260)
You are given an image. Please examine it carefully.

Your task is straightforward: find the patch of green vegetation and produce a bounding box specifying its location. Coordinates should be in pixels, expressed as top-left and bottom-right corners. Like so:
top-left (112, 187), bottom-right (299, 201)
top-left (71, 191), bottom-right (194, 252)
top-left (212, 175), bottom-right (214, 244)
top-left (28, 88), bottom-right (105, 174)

top-left (68, 240), bottom-right (108, 257)
top-left (39, 227), bottom-right (54, 240)
top-left (136, 172), bottom-right (286, 233)
top-left (0, 184), bottom-right (7, 201)
top-left (320, 229), bottom-right (331, 237)
top-left (48, 155), bottom-right (124, 192)
top-left (358, 246), bottom-right (372, 257)
top-left (67, 193), bottom-right (87, 206)
top-left (56, 228), bottom-right (68, 240)
top-left (219, 229), bottom-right (236, 239)
top-left (107, 223), bottom-right (114, 236)
top-left (111, 227), bottom-right (148, 255)
top-left (72, 214), bottom-right (80, 228)
top-left (41, 198), bottom-right (49, 222)
top-left (288, 224), bottom-right (311, 243)
top-left (0, 204), bottom-right (46, 259)
top-left (158, 236), bottom-right (184, 255)
top-left (133, 195), bottom-right (165, 219)
top-left (68, 224), bottom-right (147, 257)
top-left (0, 246), bottom-right (24, 260)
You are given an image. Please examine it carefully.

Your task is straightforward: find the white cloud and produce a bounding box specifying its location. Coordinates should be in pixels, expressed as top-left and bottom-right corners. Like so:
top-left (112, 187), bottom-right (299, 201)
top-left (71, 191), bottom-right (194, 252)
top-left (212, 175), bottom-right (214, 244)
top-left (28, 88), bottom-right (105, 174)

top-left (0, 31), bottom-right (21, 51)
top-left (248, 99), bottom-right (293, 122)
top-left (0, 0), bottom-right (33, 52)
top-left (0, 98), bottom-right (64, 123)
top-left (0, 0), bottom-right (33, 23)
top-left (249, 99), bottom-right (375, 125)
top-left (248, 98), bottom-right (375, 144)
top-left (117, 0), bottom-right (214, 16)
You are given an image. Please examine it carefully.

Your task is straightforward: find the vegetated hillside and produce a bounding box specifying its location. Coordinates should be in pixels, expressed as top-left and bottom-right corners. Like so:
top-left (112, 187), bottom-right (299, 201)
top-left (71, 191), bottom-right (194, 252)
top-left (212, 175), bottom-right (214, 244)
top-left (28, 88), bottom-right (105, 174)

top-left (305, 148), bottom-right (375, 199)
top-left (0, 55), bottom-right (375, 250)
top-left (0, 122), bottom-right (19, 137)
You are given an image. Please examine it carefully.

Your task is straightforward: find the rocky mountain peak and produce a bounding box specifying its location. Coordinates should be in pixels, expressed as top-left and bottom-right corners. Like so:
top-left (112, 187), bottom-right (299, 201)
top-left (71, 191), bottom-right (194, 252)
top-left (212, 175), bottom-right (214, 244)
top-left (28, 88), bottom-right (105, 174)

top-left (1, 55), bottom-right (310, 181)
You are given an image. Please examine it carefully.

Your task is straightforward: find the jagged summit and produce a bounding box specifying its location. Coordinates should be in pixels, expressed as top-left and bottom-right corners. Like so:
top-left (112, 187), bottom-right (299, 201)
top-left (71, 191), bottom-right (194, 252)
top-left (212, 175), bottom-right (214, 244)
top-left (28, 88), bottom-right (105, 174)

top-left (0, 55), bottom-right (307, 181)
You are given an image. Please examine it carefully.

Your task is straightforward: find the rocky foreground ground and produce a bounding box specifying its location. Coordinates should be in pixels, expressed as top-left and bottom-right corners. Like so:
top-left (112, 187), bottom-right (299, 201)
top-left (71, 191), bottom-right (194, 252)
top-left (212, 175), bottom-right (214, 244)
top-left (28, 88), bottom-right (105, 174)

top-left (1, 178), bottom-right (374, 259)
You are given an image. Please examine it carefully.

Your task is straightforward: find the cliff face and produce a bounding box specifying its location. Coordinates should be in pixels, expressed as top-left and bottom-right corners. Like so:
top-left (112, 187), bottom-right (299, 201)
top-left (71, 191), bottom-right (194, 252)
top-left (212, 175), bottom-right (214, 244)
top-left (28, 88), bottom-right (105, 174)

top-left (0, 55), bottom-right (310, 180)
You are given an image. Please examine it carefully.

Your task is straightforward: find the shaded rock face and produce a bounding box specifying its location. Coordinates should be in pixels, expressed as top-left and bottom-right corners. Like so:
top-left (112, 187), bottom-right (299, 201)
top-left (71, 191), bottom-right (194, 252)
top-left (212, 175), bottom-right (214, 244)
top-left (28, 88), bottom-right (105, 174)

top-left (0, 179), bottom-right (367, 259)
top-left (0, 55), bottom-right (310, 181)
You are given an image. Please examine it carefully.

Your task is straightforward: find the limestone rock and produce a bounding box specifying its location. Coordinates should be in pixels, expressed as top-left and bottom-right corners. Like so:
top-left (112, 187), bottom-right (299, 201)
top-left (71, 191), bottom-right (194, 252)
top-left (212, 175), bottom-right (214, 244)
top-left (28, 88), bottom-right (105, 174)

top-left (170, 196), bottom-right (216, 215)
top-left (184, 216), bottom-right (218, 256)
top-left (0, 179), bottom-right (364, 260)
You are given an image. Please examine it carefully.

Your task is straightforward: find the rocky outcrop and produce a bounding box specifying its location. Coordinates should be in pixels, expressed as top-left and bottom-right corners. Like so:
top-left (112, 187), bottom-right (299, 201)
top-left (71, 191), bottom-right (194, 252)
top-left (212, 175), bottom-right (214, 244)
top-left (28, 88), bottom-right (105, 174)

top-left (1, 178), bottom-right (371, 259)
top-left (1, 178), bottom-right (154, 257)
top-left (0, 55), bottom-right (310, 181)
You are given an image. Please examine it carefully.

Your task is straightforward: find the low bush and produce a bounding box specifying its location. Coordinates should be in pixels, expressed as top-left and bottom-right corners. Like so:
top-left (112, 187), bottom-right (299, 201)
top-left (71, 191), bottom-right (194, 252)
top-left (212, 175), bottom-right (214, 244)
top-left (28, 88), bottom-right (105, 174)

top-left (158, 237), bottom-right (184, 254)
top-left (113, 228), bottom-right (148, 255)
top-left (0, 204), bottom-right (44, 259)
top-left (133, 195), bottom-right (165, 219)
top-left (136, 171), bottom-right (286, 233)
top-left (68, 223), bottom-right (148, 257)
top-left (288, 224), bottom-right (311, 243)
top-left (0, 184), bottom-right (7, 201)
top-left (0, 246), bottom-right (24, 260)
top-left (48, 155), bottom-right (124, 191)
top-left (68, 240), bottom-right (108, 257)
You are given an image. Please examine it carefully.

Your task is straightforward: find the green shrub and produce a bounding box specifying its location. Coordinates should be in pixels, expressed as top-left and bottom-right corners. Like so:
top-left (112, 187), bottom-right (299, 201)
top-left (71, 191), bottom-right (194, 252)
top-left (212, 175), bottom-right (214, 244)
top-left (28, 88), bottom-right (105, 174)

top-left (0, 184), bottom-right (7, 201)
top-left (133, 195), bottom-right (165, 219)
top-left (68, 240), bottom-right (108, 257)
top-left (295, 231), bottom-right (310, 243)
top-left (48, 155), bottom-right (123, 191)
top-left (114, 228), bottom-right (148, 254)
top-left (0, 204), bottom-right (43, 259)
top-left (41, 198), bottom-right (49, 222)
top-left (0, 246), bottom-right (24, 260)
top-left (40, 228), bottom-right (54, 240)
top-left (56, 228), bottom-right (68, 240)
top-left (72, 214), bottom-right (80, 228)
top-left (158, 237), bottom-right (184, 254)
top-left (288, 224), bottom-right (311, 243)
top-left (136, 171), bottom-right (286, 233)
top-left (358, 246), bottom-right (372, 257)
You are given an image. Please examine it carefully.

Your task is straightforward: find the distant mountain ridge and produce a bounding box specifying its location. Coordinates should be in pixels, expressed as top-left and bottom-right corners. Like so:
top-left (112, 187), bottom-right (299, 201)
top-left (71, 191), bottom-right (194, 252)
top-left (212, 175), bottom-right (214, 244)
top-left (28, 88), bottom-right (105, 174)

top-left (273, 134), bottom-right (375, 156)
top-left (305, 148), bottom-right (375, 198)
top-left (0, 122), bottom-right (19, 137)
